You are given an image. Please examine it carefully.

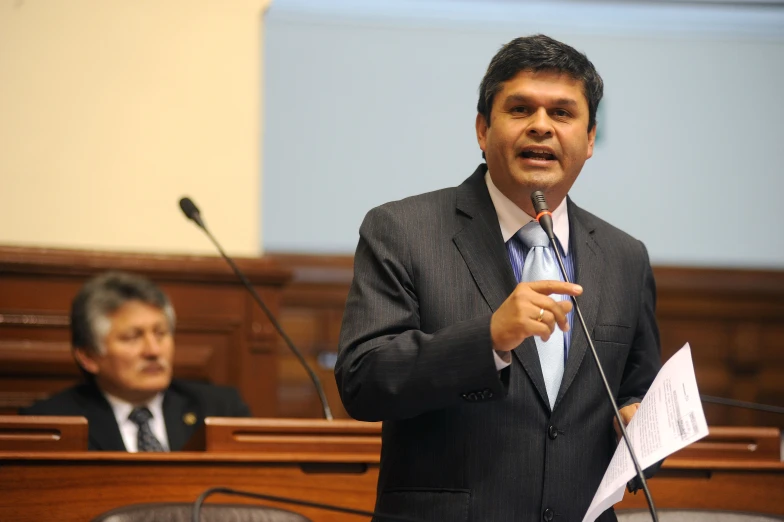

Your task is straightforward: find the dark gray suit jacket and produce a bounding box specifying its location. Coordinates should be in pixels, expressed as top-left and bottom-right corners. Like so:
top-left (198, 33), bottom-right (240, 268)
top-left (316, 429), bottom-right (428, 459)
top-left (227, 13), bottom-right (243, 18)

top-left (336, 164), bottom-right (661, 522)
top-left (20, 379), bottom-right (251, 450)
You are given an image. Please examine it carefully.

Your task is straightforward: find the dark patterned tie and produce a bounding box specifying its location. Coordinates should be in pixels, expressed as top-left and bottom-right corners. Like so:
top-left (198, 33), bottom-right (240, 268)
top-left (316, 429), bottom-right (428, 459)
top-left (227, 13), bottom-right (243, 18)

top-left (128, 406), bottom-right (166, 452)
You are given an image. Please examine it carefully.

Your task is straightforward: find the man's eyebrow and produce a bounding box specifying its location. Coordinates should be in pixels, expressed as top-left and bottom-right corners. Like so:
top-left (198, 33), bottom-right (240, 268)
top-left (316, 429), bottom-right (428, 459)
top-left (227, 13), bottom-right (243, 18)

top-left (553, 98), bottom-right (578, 107)
top-left (503, 94), bottom-right (578, 107)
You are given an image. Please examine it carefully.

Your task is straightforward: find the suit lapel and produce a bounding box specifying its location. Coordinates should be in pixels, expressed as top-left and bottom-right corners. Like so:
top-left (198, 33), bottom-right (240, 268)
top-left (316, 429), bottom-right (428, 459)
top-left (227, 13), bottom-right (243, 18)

top-left (554, 200), bottom-right (604, 408)
top-left (452, 165), bottom-right (549, 407)
top-left (452, 165), bottom-right (517, 312)
top-left (514, 340), bottom-right (549, 410)
top-left (163, 385), bottom-right (200, 451)
top-left (80, 385), bottom-right (126, 451)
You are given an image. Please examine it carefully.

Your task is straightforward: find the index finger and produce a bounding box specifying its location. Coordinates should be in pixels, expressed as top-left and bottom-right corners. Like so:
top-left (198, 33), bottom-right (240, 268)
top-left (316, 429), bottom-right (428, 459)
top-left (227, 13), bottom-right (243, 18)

top-left (527, 280), bottom-right (583, 297)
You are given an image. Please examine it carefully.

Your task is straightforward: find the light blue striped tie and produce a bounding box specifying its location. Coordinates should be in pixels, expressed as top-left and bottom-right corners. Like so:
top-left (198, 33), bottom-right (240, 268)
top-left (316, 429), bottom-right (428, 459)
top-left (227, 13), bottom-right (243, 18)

top-left (517, 220), bottom-right (565, 410)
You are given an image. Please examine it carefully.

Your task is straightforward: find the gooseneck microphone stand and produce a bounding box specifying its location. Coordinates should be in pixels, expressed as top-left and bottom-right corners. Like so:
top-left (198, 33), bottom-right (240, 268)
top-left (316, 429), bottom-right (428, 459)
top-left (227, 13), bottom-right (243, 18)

top-left (530, 191), bottom-right (658, 522)
top-left (179, 197), bottom-right (333, 420)
top-left (192, 486), bottom-right (423, 522)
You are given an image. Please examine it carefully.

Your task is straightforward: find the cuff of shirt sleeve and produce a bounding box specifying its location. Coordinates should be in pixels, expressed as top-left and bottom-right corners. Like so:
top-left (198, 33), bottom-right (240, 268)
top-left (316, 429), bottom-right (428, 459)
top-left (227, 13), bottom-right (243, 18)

top-left (493, 350), bottom-right (512, 371)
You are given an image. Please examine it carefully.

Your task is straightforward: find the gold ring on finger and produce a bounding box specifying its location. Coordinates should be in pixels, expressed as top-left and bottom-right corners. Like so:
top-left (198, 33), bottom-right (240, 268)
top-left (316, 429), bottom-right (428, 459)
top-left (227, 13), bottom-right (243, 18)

top-left (537, 308), bottom-right (545, 322)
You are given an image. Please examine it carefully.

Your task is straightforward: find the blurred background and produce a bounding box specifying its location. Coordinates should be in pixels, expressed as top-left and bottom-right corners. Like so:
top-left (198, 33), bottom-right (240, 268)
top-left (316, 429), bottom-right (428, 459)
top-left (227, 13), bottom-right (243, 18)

top-left (263, 0), bottom-right (784, 267)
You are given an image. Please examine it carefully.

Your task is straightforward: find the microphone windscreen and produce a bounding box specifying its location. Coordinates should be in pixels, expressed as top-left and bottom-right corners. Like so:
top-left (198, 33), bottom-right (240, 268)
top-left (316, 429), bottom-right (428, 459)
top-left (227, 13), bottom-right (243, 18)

top-left (179, 196), bottom-right (206, 229)
top-left (179, 197), bottom-right (200, 221)
top-left (529, 190), bottom-right (555, 240)
top-left (530, 190), bottom-right (549, 214)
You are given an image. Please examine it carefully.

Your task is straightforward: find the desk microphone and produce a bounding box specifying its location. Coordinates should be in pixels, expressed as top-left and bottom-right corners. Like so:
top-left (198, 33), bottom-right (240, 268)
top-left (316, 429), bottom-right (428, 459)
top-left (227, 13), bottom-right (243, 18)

top-left (530, 191), bottom-right (658, 521)
top-left (192, 486), bottom-right (425, 522)
top-left (179, 196), bottom-right (334, 420)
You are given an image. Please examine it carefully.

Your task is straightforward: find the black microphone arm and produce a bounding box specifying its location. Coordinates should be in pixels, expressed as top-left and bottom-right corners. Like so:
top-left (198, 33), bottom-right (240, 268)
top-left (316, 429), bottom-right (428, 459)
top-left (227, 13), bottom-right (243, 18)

top-left (192, 486), bottom-right (425, 522)
top-left (530, 191), bottom-right (658, 522)
top-left (701, 394), bottom-right (784, 415)
top-left (178, 196), bottom-right (334, 420)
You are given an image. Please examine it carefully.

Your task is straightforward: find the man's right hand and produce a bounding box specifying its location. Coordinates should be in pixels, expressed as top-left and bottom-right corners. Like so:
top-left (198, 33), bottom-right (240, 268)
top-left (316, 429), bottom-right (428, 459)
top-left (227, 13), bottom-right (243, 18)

top-left (490, 281), bottom-right (582, 352)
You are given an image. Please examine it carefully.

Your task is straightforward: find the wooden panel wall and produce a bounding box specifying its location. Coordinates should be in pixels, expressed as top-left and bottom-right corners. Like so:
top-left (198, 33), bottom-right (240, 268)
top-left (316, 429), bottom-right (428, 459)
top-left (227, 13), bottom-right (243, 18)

top-left (655, 267), bottom-right (784, 428)
top-left (270, 255), bottom-right (353, 419)
top-left (0, 246), bottom-right (290, 418)
top-left (3, 246), bottom-right (783, 426)
top-left (269, 254), bottom-right (784, 427)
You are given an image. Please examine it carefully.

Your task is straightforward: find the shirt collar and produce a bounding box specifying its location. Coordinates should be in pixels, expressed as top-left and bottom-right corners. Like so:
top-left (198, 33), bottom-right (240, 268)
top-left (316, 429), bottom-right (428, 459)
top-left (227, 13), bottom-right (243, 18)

top-left (103, 390), bottom-right (166, 422)
top-left (484, 170), bottom-right (570, 254)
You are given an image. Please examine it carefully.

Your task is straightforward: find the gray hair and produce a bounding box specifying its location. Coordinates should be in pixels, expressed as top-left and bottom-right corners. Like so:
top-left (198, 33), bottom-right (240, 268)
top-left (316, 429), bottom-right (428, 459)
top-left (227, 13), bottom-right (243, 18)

top-left (70, 271), bottom-right (176, 354)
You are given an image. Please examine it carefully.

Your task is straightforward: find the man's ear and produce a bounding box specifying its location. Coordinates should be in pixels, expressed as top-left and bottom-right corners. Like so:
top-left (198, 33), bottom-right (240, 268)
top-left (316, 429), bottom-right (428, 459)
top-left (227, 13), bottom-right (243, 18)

top-left (475, 112), bottom-right (489, 153)
top-left (586, 124), bottom-right (597, 159)
top-left (73, 347), bottom-right (100, 375)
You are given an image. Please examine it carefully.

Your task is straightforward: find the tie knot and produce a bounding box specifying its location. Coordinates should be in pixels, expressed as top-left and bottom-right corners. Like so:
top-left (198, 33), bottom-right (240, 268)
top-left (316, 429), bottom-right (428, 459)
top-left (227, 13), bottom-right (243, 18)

top-left (517, 220), bottom-right (550, 249)
top-left (128, 406), bottom-right (153, 426)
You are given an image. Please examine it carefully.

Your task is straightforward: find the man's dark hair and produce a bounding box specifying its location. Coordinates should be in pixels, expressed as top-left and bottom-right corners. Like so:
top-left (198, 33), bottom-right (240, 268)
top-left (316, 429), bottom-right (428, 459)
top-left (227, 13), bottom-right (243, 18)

top-left (71, 271), bottom-right (175, 354)
top-left (477, 34), bottom-right (604, 132)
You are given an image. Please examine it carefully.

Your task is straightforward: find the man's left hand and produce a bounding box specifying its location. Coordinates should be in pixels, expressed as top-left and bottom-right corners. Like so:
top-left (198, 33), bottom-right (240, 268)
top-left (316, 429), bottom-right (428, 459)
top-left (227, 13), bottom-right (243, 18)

top-left (613, 403), bottom-right (640, 442)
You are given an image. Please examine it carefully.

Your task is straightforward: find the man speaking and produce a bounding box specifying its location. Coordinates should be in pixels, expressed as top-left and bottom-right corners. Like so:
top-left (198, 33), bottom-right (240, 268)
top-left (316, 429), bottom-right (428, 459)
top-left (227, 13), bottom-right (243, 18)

top-left (335, 34), bottom-right (661, 521)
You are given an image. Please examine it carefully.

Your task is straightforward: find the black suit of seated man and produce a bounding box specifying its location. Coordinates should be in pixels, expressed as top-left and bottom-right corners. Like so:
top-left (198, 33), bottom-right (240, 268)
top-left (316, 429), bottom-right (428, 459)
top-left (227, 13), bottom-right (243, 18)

top-left (20, 271), bottom-right (251, 451)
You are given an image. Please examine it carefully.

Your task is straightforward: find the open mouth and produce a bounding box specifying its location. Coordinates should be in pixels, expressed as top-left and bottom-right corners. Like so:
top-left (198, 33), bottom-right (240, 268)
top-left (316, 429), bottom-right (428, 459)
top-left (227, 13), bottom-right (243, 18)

top-left (520, 149), bottom-right (556, 161)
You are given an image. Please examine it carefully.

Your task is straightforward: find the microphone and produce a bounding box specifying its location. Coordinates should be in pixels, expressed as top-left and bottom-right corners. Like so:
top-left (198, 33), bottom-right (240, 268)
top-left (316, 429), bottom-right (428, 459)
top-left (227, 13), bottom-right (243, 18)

top-left (192, 486), bottom-right (425, 522)
top-left (178, 196), bottom-right (334, 420)
top-left (530, 191), bottom-right (555, 240)
top-left (179, 197), bottom-right (206, 229)
top-left (530, 191), bottom-right (659, 521)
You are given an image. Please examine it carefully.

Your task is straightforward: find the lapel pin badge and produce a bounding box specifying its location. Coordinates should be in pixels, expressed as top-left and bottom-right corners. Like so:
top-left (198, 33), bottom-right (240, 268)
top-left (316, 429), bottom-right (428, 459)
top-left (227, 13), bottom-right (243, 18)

top-left (183, 412), bottom-right (197, 426)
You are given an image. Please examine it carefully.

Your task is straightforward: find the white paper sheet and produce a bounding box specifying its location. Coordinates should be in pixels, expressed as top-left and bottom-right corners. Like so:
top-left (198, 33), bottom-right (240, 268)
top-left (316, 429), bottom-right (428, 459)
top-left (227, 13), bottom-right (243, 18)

top-left (582, 343), bottom-right (709, 522)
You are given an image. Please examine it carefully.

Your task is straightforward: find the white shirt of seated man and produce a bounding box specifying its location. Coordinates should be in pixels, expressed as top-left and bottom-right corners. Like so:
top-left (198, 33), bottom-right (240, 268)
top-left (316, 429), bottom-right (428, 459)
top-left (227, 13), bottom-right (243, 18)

top-left (104, 391), bottom-right (170, 452)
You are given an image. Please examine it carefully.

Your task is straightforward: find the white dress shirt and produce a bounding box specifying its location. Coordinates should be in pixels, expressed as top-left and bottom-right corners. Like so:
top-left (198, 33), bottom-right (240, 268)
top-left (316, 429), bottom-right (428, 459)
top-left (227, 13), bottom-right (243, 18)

top-left (484, 172), bottom-right (571, 370)
top-left (103, 391), bottom-right (170, 452)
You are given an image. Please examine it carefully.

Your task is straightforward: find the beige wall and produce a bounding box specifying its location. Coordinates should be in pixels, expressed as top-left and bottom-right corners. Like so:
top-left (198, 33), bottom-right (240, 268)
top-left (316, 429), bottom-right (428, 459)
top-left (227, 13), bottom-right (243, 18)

top-left (0, 0), bottom-right (269, 256)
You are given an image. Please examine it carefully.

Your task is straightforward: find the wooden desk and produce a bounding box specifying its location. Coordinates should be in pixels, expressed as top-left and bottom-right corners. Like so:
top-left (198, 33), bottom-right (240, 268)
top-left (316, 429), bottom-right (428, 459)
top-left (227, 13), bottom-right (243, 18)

top-left (0, 417), bottom-right (381, 522)
top-left (0, 451), bottom-right (379, 522)
top-left (617, 426), bottom-right (784, 514)
top-left (1, 452), bottom-right (782, 521)
top-left (187, 417), bottom-right (382, 456)
top-left (1, 424), bottom-right (782, 521)
top-left (617, 458), bottom-right (784, 514)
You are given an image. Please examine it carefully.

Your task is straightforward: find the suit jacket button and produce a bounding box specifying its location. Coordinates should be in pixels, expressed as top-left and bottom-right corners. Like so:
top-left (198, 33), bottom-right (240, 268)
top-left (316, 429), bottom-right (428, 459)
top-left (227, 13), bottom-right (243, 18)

top-left (543, 508), bottom-right (554, 521)
top-left (482, 389), bottom-right (493, 399)
top-left (548, 425), bottom-right (558, 440)
top-left (467, 392), bottom-right (478, 402)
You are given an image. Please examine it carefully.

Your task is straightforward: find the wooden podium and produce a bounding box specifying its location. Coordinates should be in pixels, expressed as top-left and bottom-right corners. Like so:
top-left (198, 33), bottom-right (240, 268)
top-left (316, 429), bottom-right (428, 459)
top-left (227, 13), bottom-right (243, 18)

top-left (1, 418), bottom-right (783, 521)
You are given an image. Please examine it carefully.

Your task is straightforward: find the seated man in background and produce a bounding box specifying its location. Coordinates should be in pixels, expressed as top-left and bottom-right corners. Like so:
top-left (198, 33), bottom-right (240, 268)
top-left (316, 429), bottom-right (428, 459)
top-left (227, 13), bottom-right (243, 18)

top-left (20, 271), bottom-right (251, 451)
